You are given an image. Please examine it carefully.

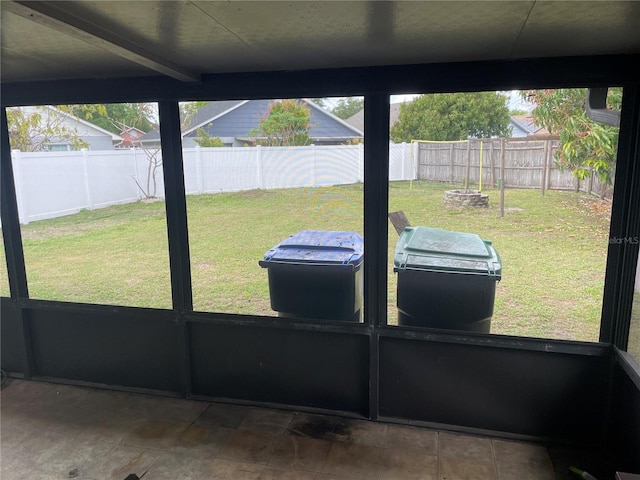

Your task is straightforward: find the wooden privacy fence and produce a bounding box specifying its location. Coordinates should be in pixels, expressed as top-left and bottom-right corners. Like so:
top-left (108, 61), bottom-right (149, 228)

top-left (415, 139), bottom-right (612, 199)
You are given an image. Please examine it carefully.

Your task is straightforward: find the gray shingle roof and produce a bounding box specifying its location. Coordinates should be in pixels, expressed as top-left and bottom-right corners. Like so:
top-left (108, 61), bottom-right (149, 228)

top-left (184, 100), bottom-right (247, 134)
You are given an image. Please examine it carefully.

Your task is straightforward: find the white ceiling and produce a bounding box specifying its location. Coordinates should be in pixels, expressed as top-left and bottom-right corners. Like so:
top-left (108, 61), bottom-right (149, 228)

top-left (1, 1), bottom-right (640, 83)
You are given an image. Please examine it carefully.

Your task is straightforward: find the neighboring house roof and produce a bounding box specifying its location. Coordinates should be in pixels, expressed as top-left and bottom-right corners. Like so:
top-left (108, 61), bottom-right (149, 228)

top-left (8, 105), bottom-right (123, 150)
top-left (183, 100), bottom-right (249, 135)
top-left (501, 91), bottom-right (535, 113)
top-left (509, 115), bottom-right (553, 138)
top-left (140, 99), bottom-right (362, 144)
top-left (119, 126), bottom-right (146, 137)
top-left (115, 125), bottom-right (147, 147)
top-left (33, 105), bottom-right (123, 141)
top-left (345, 103), bottom-right (404, 132)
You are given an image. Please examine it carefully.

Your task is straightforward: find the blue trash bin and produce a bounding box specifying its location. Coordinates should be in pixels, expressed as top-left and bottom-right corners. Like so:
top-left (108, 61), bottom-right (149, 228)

top-left (259, 230), bottom-right (364, 322)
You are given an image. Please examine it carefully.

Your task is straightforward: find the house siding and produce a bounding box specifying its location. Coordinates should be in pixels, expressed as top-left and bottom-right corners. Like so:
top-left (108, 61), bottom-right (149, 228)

top-left (509, 122), bottom-right (530, 138)
top-left (188, 99), bottom-right (269, 139)
top-left (82, 136), bottom-right (116, 150)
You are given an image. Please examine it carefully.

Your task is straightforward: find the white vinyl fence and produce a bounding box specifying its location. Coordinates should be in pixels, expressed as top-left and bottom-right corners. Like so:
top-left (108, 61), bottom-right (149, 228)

top-left (11, 143), bottom-right (416, 224)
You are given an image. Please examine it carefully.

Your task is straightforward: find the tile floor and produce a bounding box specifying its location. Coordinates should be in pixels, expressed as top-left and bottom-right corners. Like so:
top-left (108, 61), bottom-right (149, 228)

top-left (1, 378), bottom-right (561, 480)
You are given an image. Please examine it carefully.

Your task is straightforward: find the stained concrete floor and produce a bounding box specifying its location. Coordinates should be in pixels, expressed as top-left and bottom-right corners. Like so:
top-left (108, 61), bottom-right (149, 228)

top-left (1, 378), bottom-right (567, 479)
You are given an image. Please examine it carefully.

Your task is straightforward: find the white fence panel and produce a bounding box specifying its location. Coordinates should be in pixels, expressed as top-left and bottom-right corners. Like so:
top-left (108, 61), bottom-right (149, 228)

top-left (260, 146), bottom-right (316, 190)
top-left (13, 150), bottom-right (88, 223)
top-left (205, 147), bottom-right (259, 193)
top-left (183, 147), bottom-right (260, 194)
top-left (389, 143), bottom-right (415, 181)
top-left (313, 145), bottom-right (362, 186)
top-left (86, 149), bottom-right (141, 207)
top-left (181, 147), bottom-right (200, 194)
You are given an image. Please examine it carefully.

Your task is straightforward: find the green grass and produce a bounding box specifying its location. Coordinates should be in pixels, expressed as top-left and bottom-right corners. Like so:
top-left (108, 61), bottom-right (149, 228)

top-left (0, 181), bottom-right (615, 342)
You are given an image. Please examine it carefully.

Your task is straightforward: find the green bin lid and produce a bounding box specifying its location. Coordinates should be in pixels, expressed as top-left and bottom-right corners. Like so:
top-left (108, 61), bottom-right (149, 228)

top-left (394, 226), bottom-right (501, 279)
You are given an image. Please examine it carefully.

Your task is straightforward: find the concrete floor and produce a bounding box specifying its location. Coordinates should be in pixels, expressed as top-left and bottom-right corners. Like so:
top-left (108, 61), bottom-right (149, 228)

top-left (1, 378), bottom-right (561, 480)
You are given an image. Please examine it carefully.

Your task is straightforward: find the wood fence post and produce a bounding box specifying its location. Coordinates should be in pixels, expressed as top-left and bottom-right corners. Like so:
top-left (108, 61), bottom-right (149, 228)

top-left (489, 141), bottom-right (494, 187)
top-left (500, 138), bottom-right (505, 217)
top-left (541, 140), bottom-right (548, 195)
top-left (588, 167), bottom-right (594, 195)
top-left (478, 140), bottom-right (483, 191)
top-left (464, 140), bottom-right (471, 192)
top-left (546, 142), bottom-right (553, 191)
top-left (449, 143), bottom-right (455, 184)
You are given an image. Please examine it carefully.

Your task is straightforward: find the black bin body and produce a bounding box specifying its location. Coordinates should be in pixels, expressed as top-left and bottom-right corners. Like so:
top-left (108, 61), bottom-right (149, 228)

top-left (260, 230), bottom-right (364, 322)
top-left (394, 227), bottom-right (501, 333)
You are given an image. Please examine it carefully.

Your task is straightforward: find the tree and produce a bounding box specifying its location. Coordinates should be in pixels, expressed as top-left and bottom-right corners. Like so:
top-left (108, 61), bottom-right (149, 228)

top-left (523, 88), bottom-right (621, 186)
top-left (194, 128), bottom-right (225, 147)
top-left (133, 101), bottom-right (208, 199)
top-left (309, 98), bottom-right (327, 109)
top-left (6, 104), bottom-right (107, 152)
top-left (331, 98), bottom-right (364, 119)
top-left (69, 103), bottom-right (155, 134)
top-left (390, 92), bottom-right (511, 142)
top-left (250, 100), bottom-right (312, 146)
top-left (180, 101), bottom-right (209, 128)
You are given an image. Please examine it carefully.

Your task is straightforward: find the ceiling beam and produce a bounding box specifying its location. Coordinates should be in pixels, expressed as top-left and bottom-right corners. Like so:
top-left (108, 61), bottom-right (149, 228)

top-left (3, 1), bottom-right (200, 83)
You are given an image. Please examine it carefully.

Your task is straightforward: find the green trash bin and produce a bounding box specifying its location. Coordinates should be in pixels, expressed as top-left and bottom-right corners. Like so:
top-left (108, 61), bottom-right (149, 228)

top-left (394, 226), bottom-right (501, 333)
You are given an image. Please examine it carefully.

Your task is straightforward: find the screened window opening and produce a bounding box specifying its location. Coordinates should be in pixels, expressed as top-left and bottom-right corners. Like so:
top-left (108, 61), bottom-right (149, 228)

top-left (179, 97), bottom-right (366, 321)
top-left (4, 103), bottom-right (172, 308)
top-left (387, 89), bottom-right (620, 342)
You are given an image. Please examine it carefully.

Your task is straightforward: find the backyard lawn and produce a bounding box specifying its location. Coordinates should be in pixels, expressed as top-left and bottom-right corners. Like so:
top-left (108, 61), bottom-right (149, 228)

top-left (0, 181), bottom-right (616, 342)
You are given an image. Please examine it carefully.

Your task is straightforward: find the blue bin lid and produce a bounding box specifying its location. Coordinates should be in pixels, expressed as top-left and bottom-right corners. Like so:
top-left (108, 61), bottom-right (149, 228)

top-left (260, 230), bottom-right (364, 269)
top-left (394, 226), bottom-right (501, 279)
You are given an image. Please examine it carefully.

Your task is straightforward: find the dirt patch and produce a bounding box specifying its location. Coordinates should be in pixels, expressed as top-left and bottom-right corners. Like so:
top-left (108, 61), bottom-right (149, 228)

top-left (195, 262), bottom-right (216, 271)
top-left (577, 196), bottom-right (612, 220)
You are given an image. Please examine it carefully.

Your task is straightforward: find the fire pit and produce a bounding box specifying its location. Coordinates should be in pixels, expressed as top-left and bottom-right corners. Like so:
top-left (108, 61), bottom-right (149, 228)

top-left (444, 189), bottom-right (489, 208)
